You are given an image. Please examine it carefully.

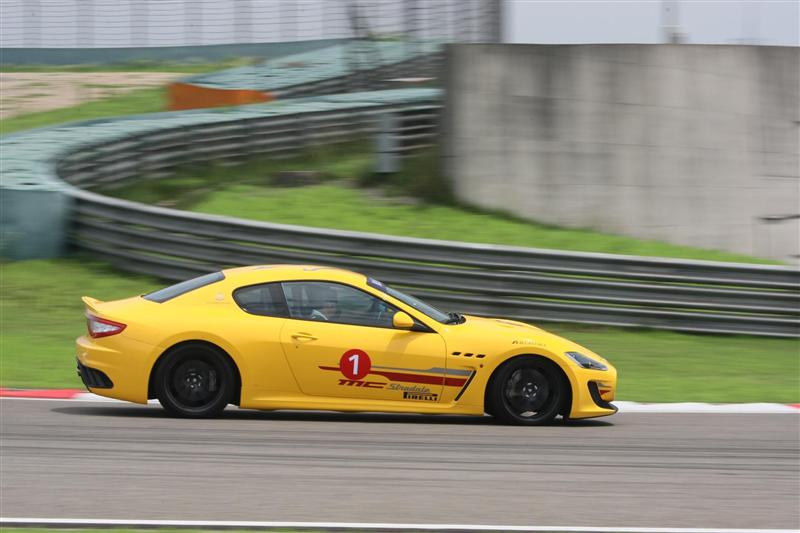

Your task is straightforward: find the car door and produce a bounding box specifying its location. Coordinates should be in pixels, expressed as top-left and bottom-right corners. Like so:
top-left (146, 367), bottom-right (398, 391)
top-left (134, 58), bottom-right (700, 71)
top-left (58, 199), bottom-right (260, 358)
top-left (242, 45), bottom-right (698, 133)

top-left (279, 280), bottom-right (449, 403)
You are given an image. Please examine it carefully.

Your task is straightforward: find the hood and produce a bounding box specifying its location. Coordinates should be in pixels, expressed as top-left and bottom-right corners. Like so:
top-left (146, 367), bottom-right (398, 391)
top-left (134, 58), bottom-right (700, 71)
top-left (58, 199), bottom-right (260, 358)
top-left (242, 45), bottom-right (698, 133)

top-left (448, 315), bottom-right (607, 363)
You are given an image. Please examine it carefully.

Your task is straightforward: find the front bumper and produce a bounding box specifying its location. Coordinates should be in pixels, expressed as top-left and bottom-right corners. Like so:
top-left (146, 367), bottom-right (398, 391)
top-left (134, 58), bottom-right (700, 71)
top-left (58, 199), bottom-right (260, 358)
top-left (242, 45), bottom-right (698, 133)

top-left (588, 381), bottom-right (618, 412)
top-left (567, 366), bottom-right (618, 419)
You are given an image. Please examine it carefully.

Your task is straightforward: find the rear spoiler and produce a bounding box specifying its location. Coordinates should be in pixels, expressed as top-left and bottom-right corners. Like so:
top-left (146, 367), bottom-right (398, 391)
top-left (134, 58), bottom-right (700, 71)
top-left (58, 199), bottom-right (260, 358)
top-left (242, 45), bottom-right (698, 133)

top-left (81, 296), bottom-right (104, 315)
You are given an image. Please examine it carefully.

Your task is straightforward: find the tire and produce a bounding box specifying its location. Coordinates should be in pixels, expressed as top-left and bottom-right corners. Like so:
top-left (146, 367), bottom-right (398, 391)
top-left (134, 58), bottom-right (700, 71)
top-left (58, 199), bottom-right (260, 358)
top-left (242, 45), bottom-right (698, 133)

top-left (155, 343), bottom-right (235, 418)
top-left (489, 357), bottom-right (567, 426)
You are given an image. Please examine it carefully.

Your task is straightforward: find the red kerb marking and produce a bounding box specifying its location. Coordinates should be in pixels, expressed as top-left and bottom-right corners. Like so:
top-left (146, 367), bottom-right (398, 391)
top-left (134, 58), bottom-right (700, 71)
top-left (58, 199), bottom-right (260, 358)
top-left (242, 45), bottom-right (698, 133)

top-left (0, 388), bottom-right (84, 399)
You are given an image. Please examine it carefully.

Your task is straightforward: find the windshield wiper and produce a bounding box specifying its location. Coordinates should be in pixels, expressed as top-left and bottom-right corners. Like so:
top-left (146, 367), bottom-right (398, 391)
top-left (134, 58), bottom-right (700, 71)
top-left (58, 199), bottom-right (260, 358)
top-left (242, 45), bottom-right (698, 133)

top-left (445, 312), bottom-right (465, 325)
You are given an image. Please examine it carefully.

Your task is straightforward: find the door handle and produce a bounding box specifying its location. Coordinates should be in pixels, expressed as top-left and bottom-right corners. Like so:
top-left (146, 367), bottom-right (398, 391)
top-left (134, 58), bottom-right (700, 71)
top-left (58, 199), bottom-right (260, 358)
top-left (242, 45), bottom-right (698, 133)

top-left (291, 332), bottom-right (318, 341)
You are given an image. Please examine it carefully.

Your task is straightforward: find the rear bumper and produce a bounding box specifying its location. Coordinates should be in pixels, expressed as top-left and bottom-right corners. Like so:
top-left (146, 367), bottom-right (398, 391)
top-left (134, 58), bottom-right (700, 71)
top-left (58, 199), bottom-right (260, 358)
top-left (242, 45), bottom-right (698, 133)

top-left (75, 334), bottom-right (157, 404)
top-left (76, 359), bottom-right (113, 389)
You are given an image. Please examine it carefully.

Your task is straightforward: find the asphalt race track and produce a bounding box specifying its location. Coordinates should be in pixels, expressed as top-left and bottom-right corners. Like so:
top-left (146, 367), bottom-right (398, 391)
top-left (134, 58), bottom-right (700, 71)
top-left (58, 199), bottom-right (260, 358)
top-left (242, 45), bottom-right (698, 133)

top-left (1, 398), bottom-right (798, 529)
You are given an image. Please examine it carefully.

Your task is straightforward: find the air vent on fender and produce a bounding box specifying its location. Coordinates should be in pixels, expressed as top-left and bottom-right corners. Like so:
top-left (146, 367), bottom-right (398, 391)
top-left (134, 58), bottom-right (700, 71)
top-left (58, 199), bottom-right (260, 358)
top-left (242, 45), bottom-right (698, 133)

top-left (451, 351), bottom-right (485, 358)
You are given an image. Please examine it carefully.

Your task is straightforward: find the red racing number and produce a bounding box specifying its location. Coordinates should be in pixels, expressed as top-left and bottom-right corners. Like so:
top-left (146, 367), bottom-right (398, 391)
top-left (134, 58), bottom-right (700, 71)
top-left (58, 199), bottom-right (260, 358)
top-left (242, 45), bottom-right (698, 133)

top-left (339, 349), bottom-right (371, 380)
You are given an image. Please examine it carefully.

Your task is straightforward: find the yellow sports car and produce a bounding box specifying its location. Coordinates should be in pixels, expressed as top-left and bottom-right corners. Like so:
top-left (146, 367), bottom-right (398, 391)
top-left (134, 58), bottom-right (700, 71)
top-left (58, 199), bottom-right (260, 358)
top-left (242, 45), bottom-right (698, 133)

top-left (76, 265), bottom-right (617, 424)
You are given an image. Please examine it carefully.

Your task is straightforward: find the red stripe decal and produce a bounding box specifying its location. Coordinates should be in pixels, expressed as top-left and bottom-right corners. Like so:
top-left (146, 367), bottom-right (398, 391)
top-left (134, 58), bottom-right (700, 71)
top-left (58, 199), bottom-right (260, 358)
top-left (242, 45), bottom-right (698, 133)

top-left (318, 366), bottom-right (467, 387)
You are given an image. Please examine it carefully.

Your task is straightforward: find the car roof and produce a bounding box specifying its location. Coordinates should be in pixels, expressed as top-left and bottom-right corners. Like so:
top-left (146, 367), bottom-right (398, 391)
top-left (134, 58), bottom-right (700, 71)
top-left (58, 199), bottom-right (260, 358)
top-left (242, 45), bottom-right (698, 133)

top-left (221, 264), bottom-right (368, 287)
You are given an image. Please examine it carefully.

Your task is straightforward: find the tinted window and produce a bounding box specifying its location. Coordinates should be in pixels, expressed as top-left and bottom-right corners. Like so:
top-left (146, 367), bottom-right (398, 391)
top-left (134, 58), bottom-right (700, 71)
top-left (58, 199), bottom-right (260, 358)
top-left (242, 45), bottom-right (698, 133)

top-left (143, 271), bottom-right (225, 303)
top-left (282, 281), bottom-right (399, 328)
top-left (233, 283), bottom-right (289, 317)
top-left (367, 277), bottom-right (450, 323)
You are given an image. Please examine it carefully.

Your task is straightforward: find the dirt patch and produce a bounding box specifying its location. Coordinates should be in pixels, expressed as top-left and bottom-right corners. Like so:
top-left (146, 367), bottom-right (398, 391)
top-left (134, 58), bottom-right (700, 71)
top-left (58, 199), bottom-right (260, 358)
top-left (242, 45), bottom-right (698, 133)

top-left (0, 72), bottom-right (184, 119)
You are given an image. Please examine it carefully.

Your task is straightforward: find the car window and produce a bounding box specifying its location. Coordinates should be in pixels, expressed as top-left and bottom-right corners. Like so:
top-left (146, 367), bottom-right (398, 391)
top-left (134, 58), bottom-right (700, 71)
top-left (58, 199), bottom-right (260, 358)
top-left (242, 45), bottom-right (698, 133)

top-left (367, 277), bottom-right (451, 323)
top-left (233, 283), bottom-right (289, 317)
top-left (143, 271), bottom-right (225, 303)
top-left (281, 281), bottom-right (399, 328)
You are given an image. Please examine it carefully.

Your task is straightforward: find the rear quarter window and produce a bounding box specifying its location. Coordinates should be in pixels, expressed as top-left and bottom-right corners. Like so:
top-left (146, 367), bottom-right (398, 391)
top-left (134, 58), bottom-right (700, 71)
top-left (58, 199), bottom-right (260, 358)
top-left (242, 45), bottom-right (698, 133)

top-left (233, 283), bottom-right (289, 317)
top-left (143, 272), bottom-right (225, 303)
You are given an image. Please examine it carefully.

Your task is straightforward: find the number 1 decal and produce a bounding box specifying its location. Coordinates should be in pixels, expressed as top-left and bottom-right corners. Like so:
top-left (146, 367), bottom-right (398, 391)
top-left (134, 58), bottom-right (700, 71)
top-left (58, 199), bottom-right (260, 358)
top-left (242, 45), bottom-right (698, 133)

top-left (348, 353), bottom-right (359, 375)
top-left (340, 348), bottom-right (371, 380)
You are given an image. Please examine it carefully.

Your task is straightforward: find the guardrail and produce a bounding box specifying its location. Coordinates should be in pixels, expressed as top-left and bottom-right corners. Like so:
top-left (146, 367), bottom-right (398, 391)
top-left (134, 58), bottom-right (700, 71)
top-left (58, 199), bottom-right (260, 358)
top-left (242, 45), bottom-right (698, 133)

top-left (64, 181), bottom-right (800, 337)
top-left (57, 103), bottom-right (439, 188)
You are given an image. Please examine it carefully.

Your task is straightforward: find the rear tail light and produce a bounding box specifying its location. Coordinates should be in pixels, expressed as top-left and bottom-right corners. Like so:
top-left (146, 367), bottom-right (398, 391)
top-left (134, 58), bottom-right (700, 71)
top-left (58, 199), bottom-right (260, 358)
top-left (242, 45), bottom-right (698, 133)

top-left (86, 314), bottom-right (126, 338)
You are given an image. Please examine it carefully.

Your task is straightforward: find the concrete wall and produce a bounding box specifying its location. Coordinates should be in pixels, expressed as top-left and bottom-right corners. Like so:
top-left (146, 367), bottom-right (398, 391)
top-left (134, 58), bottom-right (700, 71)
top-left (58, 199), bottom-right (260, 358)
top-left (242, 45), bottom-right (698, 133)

top-left (443, 44), bottom-right (800, 262)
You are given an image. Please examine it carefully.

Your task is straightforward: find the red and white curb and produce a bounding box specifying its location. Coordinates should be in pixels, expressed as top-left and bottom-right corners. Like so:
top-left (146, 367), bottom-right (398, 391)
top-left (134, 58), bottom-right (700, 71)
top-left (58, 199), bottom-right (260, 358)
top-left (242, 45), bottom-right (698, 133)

top-left (1, 388), bottom-right (799, 413)
top-left (0, 517), bottom-right (796, 533)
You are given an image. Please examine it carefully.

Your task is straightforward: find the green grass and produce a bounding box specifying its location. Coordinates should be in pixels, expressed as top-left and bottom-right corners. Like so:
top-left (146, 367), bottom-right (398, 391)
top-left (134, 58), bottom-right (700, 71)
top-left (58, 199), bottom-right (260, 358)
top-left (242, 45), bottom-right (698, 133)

top-left (1, 86), bottom-right (166, 135)
top-left (0, 530), bottom-right (323, 533)
top-left (545, 324), bottom-right (799, 403)
top-left (0, 57), bottom-right (255, 73)
top-left (0, 259), bottom-right (162, 389)
top-left (191, 183), bottom-right (774, 264)
top-left (1, 258), bottom-right (797, 402)
top-left (99, 141), bottom-right (376, 208)
top-left (0, 58), bottom-right (263, 135)
top-left (0, 530), bottom-right (307, 533)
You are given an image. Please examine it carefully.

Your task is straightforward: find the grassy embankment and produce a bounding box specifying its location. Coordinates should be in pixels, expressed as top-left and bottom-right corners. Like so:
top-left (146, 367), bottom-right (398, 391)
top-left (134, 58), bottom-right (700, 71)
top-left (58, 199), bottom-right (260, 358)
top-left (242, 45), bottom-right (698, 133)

top-left (1, 87), bottom-right (166, 135)
top-left (1, 58), bottom-right (252, 73)
top-left (0, 530), bottom-right (346, 533)
top-left (1, 59), bottom-right (250, 135)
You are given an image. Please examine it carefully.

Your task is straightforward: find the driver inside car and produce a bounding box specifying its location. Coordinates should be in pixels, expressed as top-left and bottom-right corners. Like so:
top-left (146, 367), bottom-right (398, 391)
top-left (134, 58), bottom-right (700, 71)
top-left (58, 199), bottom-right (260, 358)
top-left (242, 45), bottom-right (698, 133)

top-left (309, 288), bottom-right (338, 321)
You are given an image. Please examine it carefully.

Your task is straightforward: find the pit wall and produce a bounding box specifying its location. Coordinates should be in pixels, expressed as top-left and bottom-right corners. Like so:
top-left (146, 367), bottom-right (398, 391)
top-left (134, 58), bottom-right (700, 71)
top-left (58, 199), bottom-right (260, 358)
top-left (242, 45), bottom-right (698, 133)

top-left (442, 44), bottom-right (800, 263)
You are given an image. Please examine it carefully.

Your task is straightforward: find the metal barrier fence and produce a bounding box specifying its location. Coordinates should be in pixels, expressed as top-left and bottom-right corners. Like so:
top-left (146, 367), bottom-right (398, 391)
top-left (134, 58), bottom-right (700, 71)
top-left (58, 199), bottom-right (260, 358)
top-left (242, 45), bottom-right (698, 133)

top-left (51, 94), bottom-right (800, 338)
top-left (57, 100), bottom-right (439, 187)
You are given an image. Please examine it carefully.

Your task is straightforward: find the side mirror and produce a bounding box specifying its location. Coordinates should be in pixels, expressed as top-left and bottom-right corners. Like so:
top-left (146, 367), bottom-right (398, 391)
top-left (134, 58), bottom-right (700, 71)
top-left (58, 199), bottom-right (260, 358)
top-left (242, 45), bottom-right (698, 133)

top-left (392, 311), bottom-right (415, 330)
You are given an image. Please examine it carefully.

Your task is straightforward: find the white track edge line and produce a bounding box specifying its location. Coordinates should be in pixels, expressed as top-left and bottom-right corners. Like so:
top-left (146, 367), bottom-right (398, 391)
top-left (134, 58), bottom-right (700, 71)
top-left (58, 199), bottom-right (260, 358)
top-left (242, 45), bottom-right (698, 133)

top-left (0, 518), bottom-right (796, 533)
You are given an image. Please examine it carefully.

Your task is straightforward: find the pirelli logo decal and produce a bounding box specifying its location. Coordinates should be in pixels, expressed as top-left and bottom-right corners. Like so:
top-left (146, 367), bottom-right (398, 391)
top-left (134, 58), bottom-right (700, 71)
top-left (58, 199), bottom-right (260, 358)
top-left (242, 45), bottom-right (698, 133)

top-left (403, 391), bottom-right (438, 402)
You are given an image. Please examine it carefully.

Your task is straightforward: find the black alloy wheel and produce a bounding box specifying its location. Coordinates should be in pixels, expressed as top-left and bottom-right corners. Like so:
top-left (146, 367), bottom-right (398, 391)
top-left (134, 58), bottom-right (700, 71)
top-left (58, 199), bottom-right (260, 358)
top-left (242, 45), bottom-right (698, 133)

top-left (490, 358), bottom-right (566, 425)
top-left (156, 344), bottom-right (235, 418)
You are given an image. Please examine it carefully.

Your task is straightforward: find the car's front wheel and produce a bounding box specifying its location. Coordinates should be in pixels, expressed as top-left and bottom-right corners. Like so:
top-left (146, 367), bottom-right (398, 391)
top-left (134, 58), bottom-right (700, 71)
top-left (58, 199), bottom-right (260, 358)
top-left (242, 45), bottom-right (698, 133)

top-left (490, 357), bottom-right (567, 425)
top-left (155, 344), bottom-right (235, 418)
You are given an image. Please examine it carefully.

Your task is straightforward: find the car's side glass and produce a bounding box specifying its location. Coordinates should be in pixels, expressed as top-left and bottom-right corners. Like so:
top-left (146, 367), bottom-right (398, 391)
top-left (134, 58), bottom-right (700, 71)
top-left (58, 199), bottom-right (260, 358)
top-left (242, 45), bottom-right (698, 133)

top-left (233, 282), bottom-right (290, 318)
top-left (144, 271), bottom-right (225, 303)
top-left (281, 281), bottom-right (399, 329)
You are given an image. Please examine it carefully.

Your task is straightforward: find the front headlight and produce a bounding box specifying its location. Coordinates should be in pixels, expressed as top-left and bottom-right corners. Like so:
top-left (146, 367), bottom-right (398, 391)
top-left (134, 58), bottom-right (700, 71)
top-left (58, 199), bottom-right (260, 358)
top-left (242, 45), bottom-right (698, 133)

top-left (566, 351), bottom-right (608, 371)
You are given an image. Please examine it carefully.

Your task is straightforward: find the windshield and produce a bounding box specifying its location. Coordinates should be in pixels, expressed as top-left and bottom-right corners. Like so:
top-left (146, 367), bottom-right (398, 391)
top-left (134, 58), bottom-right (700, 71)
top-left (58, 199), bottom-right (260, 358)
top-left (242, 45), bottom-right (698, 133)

top-left (367, 277), bottom-right (455, 324)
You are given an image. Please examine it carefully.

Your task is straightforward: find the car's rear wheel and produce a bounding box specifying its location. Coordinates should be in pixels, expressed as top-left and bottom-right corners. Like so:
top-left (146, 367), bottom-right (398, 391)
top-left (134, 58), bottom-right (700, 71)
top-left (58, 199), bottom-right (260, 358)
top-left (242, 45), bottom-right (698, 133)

top-left (155, 344), bottom-right (234, 418)
top-left (490, 357), bottom-right (567, 425)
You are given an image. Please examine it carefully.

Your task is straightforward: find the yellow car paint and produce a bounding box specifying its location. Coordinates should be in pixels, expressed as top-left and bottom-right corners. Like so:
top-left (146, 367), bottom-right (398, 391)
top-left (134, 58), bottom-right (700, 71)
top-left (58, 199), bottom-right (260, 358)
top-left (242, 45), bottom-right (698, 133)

top-left (76, 265), bottom-right (617, 421)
